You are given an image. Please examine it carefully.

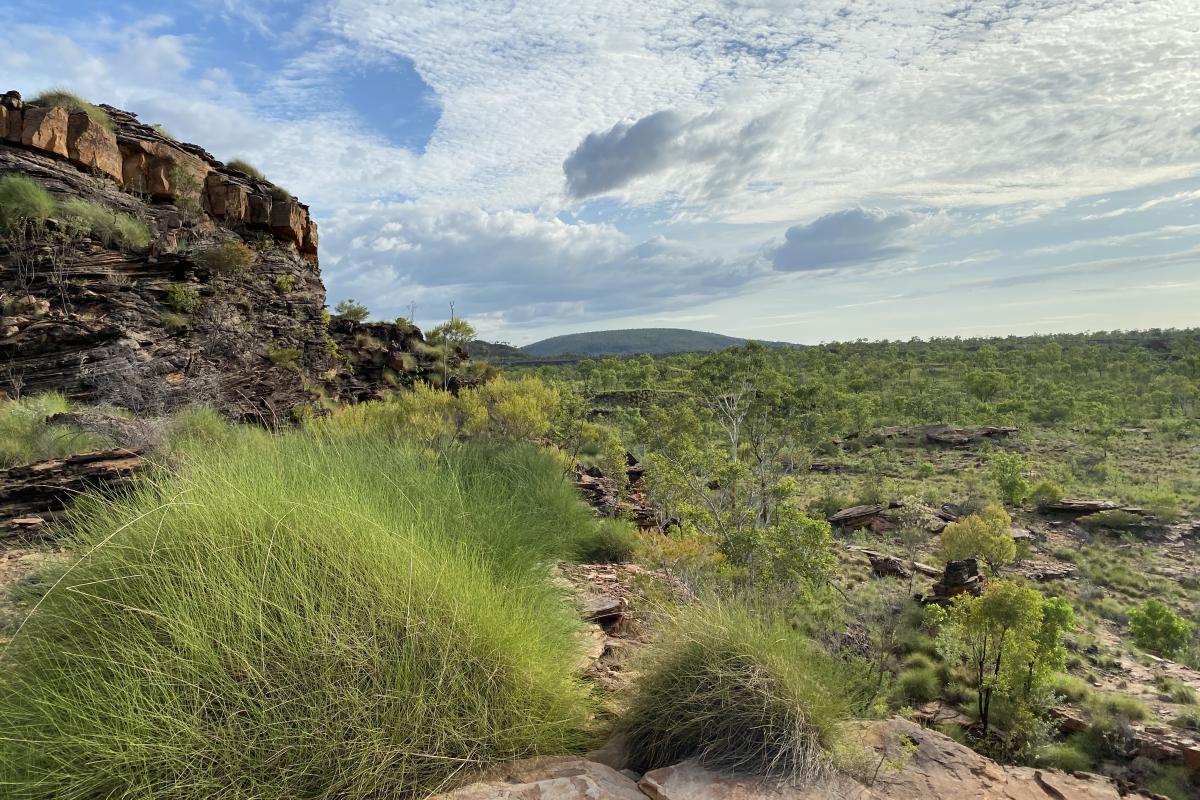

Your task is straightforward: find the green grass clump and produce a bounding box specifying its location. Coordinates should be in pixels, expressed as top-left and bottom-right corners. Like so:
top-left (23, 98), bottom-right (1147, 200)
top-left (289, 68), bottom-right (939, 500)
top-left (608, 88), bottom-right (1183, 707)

top-left (226, 158), bottom-right (265, 180)
top-left (1170, 706), bottom-right (1200, 731)
top-left (60, 199), bottom-right (150, 251)
top-left (0, 434), bottom-right (596, 799)
top-left (1050, 672), bottom-right (1092, 703)
top-left (575, 517), bottom-right (639, 563)
top-left (1035, 742), bottom-right (1092, 773)
top-left (0, 174), bottom-right (56, 233)
top-left (1147, 765), bottom-right (1194, 800)
top-left (1156, 676), bottom-right (1198, 705)
top-left (165, 283), bottom-right (201, 314)
top-left (620, 602), bottom-right (867, 784)
top-left (1085, 691), bottom-right (1150, 723)
top-left (196, 240), bottom-right (255, 273)
top-left (897, 666), bottom-right (939, 704)
top-left (267, 347), bottom-right (302, 369)
top-left (30, 88), bottom-right (113, 131)
top-left (0, 392), bottom-right (109, 468)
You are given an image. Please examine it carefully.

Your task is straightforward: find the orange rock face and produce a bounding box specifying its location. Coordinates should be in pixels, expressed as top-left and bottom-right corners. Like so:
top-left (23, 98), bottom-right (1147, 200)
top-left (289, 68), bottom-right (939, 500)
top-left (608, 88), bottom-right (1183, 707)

top-left (21, 105), bottom-right (70, 157)
top-left (119, 138), bottom-right (209, 198)
top-left (66, 111), bottom-right (122, 183)
top-left (270, 199), bottom-right (306, 246)
top-left (204, 173), bottom-right (249, 224)
top-left (0, 104), bottom-right (22, 143)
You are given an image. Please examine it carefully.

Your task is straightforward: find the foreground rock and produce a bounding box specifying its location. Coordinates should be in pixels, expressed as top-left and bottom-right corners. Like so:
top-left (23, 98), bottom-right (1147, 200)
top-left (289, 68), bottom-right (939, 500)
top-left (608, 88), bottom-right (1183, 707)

top-left (438, 719), bottom-right (1143, 799)
top-left (0, 448), bottom-right (143, 539)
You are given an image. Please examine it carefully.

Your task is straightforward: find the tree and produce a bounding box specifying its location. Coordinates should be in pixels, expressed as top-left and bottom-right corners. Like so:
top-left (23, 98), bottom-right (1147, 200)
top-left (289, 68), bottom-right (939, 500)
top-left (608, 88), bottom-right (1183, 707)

top-left (1128, 600), bottom-right (1193, 658)
top-left (938, 505), bottom-right (1017, 574)
top-left (426, 315), bottom-right (477, 389)
top-left (935, 580), bottom-right (1047, 733)
top-left (334, 299), bottom-right (369, 322)
top-left (989, 450), bottom-right (1030, 506)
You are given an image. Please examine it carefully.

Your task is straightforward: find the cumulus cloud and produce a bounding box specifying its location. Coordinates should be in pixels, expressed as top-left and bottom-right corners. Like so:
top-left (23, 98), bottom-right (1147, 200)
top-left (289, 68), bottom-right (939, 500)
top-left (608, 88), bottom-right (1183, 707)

top-left (772, 209), bottom-right (918, 272)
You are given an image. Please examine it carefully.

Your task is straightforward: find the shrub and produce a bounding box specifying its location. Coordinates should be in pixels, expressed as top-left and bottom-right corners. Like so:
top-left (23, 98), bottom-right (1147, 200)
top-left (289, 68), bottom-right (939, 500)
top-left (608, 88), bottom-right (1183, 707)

top-left (196, 240), bottom-right (255, 274)
top-left (268, 347), bottom-right (303, 369)
top-left (1170, 706), bottom-right (1200, 731)
top-left (225, 158), bottom-right (265, 180)
top-left (1128, 599), bottom-right (1194, 658)
top-left (334, 298), bottom-right (370, 322)
top-left (1029, 479), bottom-right (1064, 506)
top-left (575, 517), bottom-right (639, 563)
top-left (164, 283), bottom-right (201, 314)
top-left (1147, 765), bottom-right (1193, 800)
top-left (903, 652), bottom-right (935, 671)
top-left (59, 199), bottom-right (150, 251)
top-left (0, 174), bottom-right (56, 233)
top-left (989, 450), bottom-right (1030, 506)
top-left (30, 88), bottom-right (112, 131)
top-left (897, 666), bottom-right (939, 704)
top-left (938, 504), bottom-right (1016, 573)
top-left (1050, 672), bottom-right (1092, 703)
top-left (159, 311), bottom-right (190, 332)
top-left (1078, 509), bottom-right (1148, 532)
top-left (274, 273), bottom-right (297, 293)
top-left (1035, 743), bottom-right (1092, 773)
top-left (620, 602), bottom-right (867, 783)
top-left (0, 435), bottom-right (596, 799)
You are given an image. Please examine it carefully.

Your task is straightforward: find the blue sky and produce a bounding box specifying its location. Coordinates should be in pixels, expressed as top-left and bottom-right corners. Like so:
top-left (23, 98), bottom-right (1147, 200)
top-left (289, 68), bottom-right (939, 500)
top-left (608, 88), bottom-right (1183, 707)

top-left (3, 0), bottom-right (1198, 343)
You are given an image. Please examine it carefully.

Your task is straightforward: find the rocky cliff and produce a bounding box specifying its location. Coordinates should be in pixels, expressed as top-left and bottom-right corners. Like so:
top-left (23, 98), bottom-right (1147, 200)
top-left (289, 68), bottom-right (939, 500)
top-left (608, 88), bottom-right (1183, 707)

top-left (0, 89), bottom-right (454, 421)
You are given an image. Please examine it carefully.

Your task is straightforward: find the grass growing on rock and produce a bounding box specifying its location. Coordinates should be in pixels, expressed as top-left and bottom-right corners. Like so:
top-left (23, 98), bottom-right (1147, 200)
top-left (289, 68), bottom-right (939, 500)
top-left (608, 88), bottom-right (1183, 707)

top-left (30, 88), bottom-right (113, 131)
top-left (0, 174), bottom-right (56, 233)
top-left (60, 199), bottom-right (151, 251)
top-left (620, 602), bottom-right (869, 784)
top-left (0, 432), bottom-right (603, 800)
top-left (225, 158), bottom-right (265, 180)
top-left (0, 392), bottom-right (111, 468)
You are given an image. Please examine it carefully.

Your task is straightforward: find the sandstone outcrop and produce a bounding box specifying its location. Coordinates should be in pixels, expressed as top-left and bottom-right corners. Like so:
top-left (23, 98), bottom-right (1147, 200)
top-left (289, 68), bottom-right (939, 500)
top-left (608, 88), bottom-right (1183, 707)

top-left (1, 89), bottom-right (447, 419)
top-left (0, 448), bottom-right (144, 540)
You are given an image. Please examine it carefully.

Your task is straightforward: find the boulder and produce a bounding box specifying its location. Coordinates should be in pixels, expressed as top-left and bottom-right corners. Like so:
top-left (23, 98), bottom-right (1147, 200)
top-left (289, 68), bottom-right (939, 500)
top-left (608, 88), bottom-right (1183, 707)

top-left (924, 558), bottom-right (984, 605)
top-left (119, 137), bottom-right (210, 199)
top-left (1, 449), bottom-right (145, 540)
top-left (66, 110), bottom-right (122, 182)
top-left (269, 199), bottom-right (306, 246)
top-left (430, 757), bottom-right (646, 800)
top-left (848, 546), bottom-right (941, 580)
top-left (21, 104), bottom-right (70, 157)
top-left (0, 94), bottom-right (22, 142)
top-left (204, 173), bottom-right (249, 223)
top-left (248, 193), bottom-right (272, 226)
top-left (827, 503), bottom-right (889, 531)
top-left (1037, 498), bottom-right (1123, 515)
top-left (301, 217), bottom-right (319, 257)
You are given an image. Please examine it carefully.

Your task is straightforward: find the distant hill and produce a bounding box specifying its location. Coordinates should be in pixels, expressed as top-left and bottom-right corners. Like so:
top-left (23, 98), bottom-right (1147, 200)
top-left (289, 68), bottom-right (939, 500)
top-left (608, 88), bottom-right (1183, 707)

top-left (465, 339), bottom-right (528, 362)
top-left (521, 328), bottom-right (791, 357)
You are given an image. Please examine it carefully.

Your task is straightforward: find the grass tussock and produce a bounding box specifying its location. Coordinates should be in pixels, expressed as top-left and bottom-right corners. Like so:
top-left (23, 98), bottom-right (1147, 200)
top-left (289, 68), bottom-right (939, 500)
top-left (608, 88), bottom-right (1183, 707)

top-left (30, 88), bottom-right (113, 131)
top-left (226, 158), bottom-right (265, 180)
top-left (0, 433), bottom-right (601, 799)
top-left (619, 602), bottom-right (867, 784)
top-left (60, 198), bottom-right (151, 251)
top-left (0, 174), bottom-right (56, 233)
top-left (0, 392), bottom-right (111, 468)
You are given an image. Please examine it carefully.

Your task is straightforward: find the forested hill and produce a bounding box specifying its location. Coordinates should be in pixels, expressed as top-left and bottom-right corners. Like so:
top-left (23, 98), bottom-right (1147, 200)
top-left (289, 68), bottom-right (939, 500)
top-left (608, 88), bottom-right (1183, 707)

top-left (522, 327), bottom-right (793, 356)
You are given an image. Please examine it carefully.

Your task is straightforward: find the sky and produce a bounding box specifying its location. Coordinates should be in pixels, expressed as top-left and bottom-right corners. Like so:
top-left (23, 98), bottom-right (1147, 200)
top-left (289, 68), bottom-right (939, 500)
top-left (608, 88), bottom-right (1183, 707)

top-left (3, 0), bottom-right (1199, 345)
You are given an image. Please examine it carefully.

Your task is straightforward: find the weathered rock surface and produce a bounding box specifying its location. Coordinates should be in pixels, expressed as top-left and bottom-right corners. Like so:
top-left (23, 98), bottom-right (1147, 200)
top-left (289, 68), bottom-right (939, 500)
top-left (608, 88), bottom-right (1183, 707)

top-left (572, 454), bottom-right (658, 529)
top-left (0, 448), bottom-right (144, 539)
top-left (828, 503), bottom-right (889, 531)
top-left (924, 558), bottom-right (984, 604)
top-left (1, 89), bottom-right (450, 419)
top-left (848, 546), bottom-right (941, 580)
top-left (430, 757), bottom-right (647, 800)
top-left (438, 720), bottom-right (1145, 800)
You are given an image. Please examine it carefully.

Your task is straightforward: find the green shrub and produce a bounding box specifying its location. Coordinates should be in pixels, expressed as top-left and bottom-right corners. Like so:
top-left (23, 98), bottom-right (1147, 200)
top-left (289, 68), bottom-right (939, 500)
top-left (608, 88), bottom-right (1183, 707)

top-left (1035, 743), bottom-right (1092, 773)
top-left (0, 174), bottom-right (56, 233)
top-left (197, 240), bottom-right (255, 274)
top-left (30, 88), bottom-right (112, 131)
top-left (620, 602), bottom-right (867, 782)
top-left (938, 504), bottom-right (1016, 573)
top-left (0, 392), bottom-right (109, 468)
top-left (59, 199), bottom-right (150, 251)
top-left (0, 435), bottom-right (596, 799)
top-left (225, 158), bottom-right (265, 180)
top-left (1029, 479), bottom-right (1064, 506)
top-left (897, 666), bottom-right (939, 704)
top-left (903, 652), bottom-right (935, 671)
top-left (334, 298), bottom-right (370, 322)
top-left (575, 517), bottom-right (639, 563)
top-left (268, 347), bottom-right (303, 369)
top-left (1078, 509), bottom-right (1148, 532)
top-left (274, 273), bottom-right (297, 293)
top-left (159, 311), bottom-right (190, 332)
top-left (1156, 677), bottom-right (1198, 705)
top-left (1128, 599), bottom-right (1194, 658)
top-left (989, 450), bottom-right (1030, 506)
top-left (164, 283), bottom-right (201, 314)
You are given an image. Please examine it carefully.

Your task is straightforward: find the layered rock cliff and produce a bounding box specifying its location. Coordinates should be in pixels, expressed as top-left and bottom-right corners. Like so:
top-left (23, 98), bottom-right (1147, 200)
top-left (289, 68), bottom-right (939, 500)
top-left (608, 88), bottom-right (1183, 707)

top-left (0, 90), bottom-right (454, 421)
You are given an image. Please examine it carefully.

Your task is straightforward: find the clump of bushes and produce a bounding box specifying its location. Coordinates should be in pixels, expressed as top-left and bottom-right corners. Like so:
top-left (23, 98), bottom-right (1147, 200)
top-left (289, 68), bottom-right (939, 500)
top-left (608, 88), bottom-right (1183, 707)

top-left (0, 435), bottom-right (597, 799)
top-left (30, 88), bottom-right (112, 131)
top-left (620, 602), bottom-right (866, 783)
top-left (1128, 599), bottom-right (1193, 658)
top-left (896, 665), bottom-right (939, 704)
top-left (274, 273), bottom-right (297, 293)
top-left (225, 158), bottom-right (265, 180)
top-left (196, 240), bottom-right (255, 274)
top-left (0, 175), bottom-right (56, 233)
top-left (165, 283), bottom-right (201, 314)
top-left (1050, 672), bottom-right (1092, 703)
top-left (1085, 691), bottom-right (1151, 723)
top-left (937, 504), bottom-right (1016, 573)
top-left (60, 199), bottom-right (150, 251)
